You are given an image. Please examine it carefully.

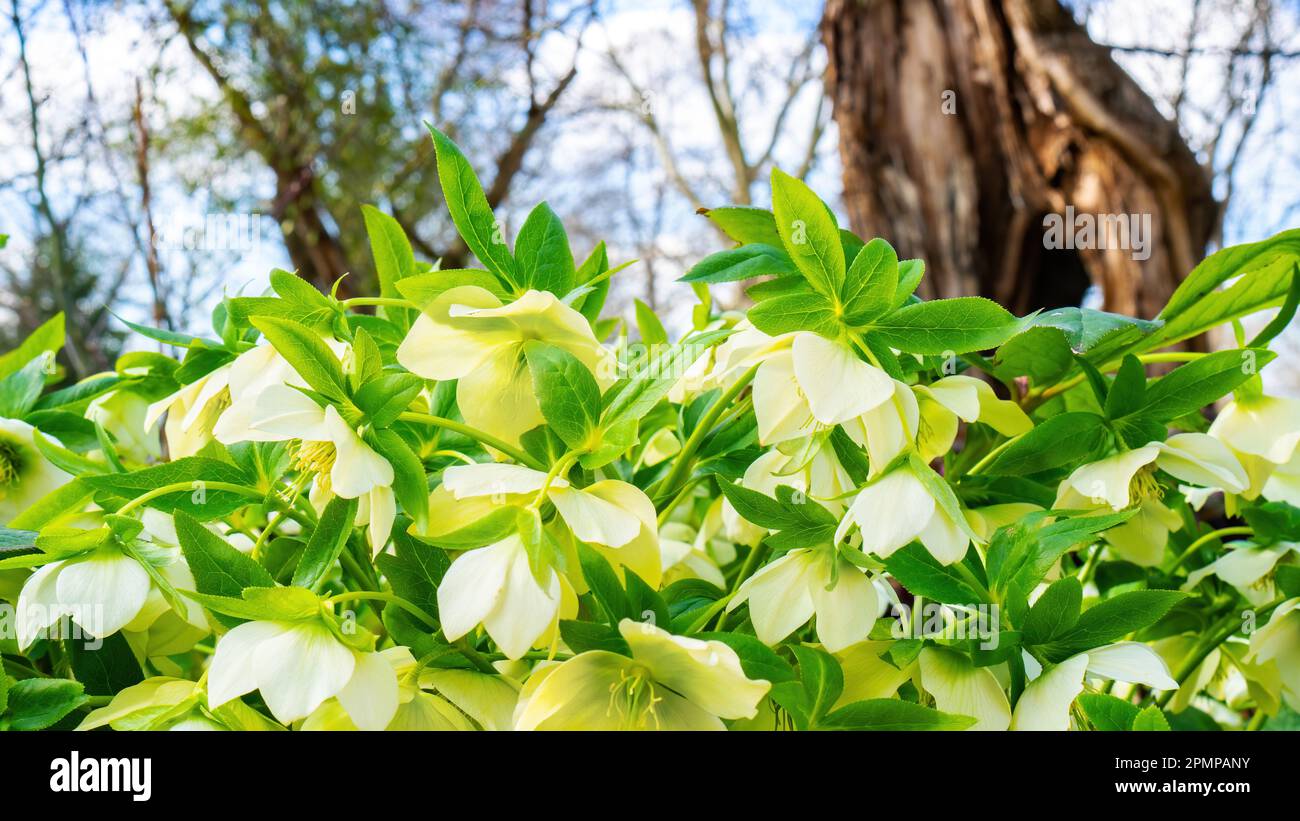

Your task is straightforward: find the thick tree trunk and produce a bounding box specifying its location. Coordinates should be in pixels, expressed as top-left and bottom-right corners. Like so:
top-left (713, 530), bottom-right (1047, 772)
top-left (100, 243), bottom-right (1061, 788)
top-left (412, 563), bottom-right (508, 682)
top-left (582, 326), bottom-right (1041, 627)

top-left (821, 0), bottom-right (1217, 319)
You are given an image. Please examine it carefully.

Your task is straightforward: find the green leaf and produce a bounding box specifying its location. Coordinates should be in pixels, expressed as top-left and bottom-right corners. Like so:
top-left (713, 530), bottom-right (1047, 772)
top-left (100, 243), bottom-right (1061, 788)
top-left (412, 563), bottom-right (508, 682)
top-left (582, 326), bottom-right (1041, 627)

top-left (992, 326), bottom-right (1075, 386)
top-left (884, 543), bottom-right (987, 604)
top-left (1128, 348), bottom-right (1275, 424)
top-left (770, 167), bottom-right (844, 299)
top-left (893, 259), bottom-right (924, 308)
top-left (1079, 692), bottom-right (1141, 730)
top-left (701, 205), bottom-right (783, 246)
top-left (1243, 501), bottom-right (1300, 545)
top-left (428, 124), bottom-right (519, 285)
top-left (370, 429), bottom-right (429, 531)
top-left (600, 329), bottom-right (732, 429)
top-left (0, 312), bottom-right (63, 381)
top-left (1104, 355), bottom-right (1147, 419)
top-left (984, 412), bottom-right (1110, 475)
top-left (820, 698), bottom-right (978, 731)
top-left (375, 530), bottom-right (448, 619)
top-left (841, 238), bottom-right (898, 323)
top-left (6, 678), bottom-right (86, 731)
top-left (1023, 577), bottom-right (1083, 645)
top-left (1249, 262), bottom-right (1300, 348)
top-left (789, 644), bottom-right (844, 727)
top-left (525, 342), bottom-right (601, 451)
top-left (292, 495), bottom-right (358, 589)
top-left (1032, 307), bottom-right (1162, 358)
top-left (558, 620), bottom-right (630, 655)
top-left (395, 268), bottom-right (509, 306)
top-left (680, 244), bottom-right (797, 283)
top-left (0, 353), bottom-right (51, 418)
top-left (66, 632), bottom-right (144, 696)
top-left (354, 372), bottom-right (423, 428)
top-left (250, 316), bottom-right (347, 400)
top-left (1159, 228), bottom-right (1300, 329)
top-left (577, 542), bottom-right (630, 624)
top-left (747, 291), bottom-right (839, 337)
top-left (633, 299), bottom-right (668, 347)
top-left (1042, 590), bottom-right (1184, 661)
top-left (1132, 705), bottom-right (1171, 731)
top-left (865, 297), bottom-right (1025, 355)
top-left (361, 204), bottom-right (416, 300)
top-left (83, 457), bottom-right (253, 520)
top-left (514, 201), bottom-right (576, 295)
top-left (174, 510), bottom-right (275, 597)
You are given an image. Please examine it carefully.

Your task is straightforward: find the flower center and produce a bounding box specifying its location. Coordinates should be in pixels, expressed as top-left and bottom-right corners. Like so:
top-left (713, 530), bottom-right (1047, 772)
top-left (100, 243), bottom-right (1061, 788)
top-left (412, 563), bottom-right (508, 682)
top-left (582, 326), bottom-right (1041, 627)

top-left (607, 665), bottom-right (663, 730)
top-left (1128, 465), bottom-right (1164, 506)
top-left (0, 433), bottom-right (28, 487)
top-left (294, 439), bottom-right (337, 494)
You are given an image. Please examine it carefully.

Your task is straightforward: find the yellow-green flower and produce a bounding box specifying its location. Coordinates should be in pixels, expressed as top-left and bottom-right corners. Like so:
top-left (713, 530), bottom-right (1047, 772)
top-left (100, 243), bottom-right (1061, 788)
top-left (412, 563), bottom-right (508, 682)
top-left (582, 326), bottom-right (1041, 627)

top-left (513, 619), bottom-right (770, 730)
top-left (396, 286), bottom-right (613, 448)
top-left (0, 417), bottom-right (71, 525)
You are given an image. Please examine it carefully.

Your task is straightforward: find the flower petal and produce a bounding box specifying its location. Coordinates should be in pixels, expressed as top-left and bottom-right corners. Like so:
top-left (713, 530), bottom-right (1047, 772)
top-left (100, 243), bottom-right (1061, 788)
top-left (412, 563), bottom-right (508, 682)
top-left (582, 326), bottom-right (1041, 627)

top-left (792, 333), bottom-right (894, 424)
top-left (336, 650), bottom-right (400, 731)
top-left (1010, 653), bottom-right (1089, 730)
top-left (919, 646), bottom-right (1011, 731)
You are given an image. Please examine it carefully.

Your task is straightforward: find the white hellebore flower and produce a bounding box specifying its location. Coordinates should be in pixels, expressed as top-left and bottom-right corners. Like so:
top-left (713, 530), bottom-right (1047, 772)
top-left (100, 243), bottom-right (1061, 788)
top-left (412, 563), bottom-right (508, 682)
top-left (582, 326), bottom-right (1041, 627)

top-left (145, 360), bottom-right (235, 459)
top-left (1247, 597), bottom-right (1300, 712)
top-left (728, 548), bottom-right (880, 652)
top-left (513, 619), bottom-right (770, 730)
top-left (0, 417), bottom-right (71, 525)
top-left (246, 384), bottom-right (396, 553)
top-left (86, 388), bottom-right (161, 462)
top-left (211, 339), bottom-right (347, 444)
top-left (912, 375), bottom-right (1033, 462)
top-left (1008, 643), bottom-right (1177, 730)
top-left (208, 619), bottom-right (399, 729)
top-left (837, 462), bottom-right (975, 565)
top-left (396, 286), bottom-right (614, 448)
top-left (1183, 540), bottom-right (1299, 607)
top-left (438, 462), bottom-right (662, 585)
top-left (17, 522), bottom-right (207, 649)
top-left (437, 533), bottom-right (565, 661)
top-left (1208, 393), bottom-right (1300, 466)
top-left (752, 332), bottom-right (894, 445)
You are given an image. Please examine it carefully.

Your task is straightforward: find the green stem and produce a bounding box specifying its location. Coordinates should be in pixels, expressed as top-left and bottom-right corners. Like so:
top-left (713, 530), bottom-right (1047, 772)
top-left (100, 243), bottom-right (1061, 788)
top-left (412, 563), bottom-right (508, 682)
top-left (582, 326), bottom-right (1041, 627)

top-left (452, 637), bottom-right (498, 675)
top-left (1168, 526), bottom-right (1253, 574)
top-left (656, 474), bottom-right (705, 527)
top-left (398, 411), bottom-right (543, 469)
top-left (530, 451), bottom-right (581, 510)
top-left (964, 433), bottom-right (1025, 477)
top-left (341, 296), bottom-right (419, 311)
top-left (1033, 352), bottom-right (1206, 405)
top-left (116, 481), bottom-right (277, 516)
top-left (651, 362), bottom-right (760, 501)
top-left (325, 591), bottom-right (437, 631)
top-left (1076, 543), bottom-right (1103, 583)
top-left (714, 542), bottom-right (768, 631)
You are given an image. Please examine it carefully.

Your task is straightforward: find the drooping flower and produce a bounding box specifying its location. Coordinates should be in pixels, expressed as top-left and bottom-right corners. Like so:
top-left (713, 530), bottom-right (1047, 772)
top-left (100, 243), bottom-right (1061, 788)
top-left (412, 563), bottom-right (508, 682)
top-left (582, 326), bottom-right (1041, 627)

top-left (16, 518), bottom-right (207, 650)
top-left (208, 618), bottom-right (399, 729)
top-left (728, 548), bottom-right (880, 652)
top-left (396, 286), bottom-right (614, 447)
top-left (437, 533), bottom-right (574, 660)
top-left (1247, 597), bottom-right (1300, 712)
top-left (752, 332), bottom-right (894, 446)
top-left (1008, 643), bottom-right (1176, 730)
top-left (1183, 539), bottom-right (1298, 607)
top-left (211, 338), bottom-right (349, 445)
top-left (0, 417), bottom-right (72, 525)
top-left (911, 374), bottom-right (1033, 462)
top-left (513, 619), bottom-right (770, 730)
top-left (245, 384), bottom-right (396, 553)
top-left (86, 388), bottom-right (161, 463)
top-left (145, 361), bottom-right (234, 458)
top-left (836, 462), bottom-right (975, 565)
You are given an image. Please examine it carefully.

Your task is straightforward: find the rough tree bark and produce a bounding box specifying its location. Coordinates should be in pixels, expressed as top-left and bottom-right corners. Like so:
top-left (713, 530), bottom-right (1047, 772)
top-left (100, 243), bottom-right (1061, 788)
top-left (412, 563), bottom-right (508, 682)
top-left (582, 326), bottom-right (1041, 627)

top-left (821, 0), bottom-right (1218, 319)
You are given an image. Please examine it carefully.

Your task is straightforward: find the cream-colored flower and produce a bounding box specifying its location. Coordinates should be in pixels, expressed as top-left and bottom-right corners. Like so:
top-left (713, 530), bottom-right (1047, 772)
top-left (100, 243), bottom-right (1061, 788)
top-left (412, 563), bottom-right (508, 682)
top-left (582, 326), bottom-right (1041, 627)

top-left (1183, 540), bottom-right (1298, 607)
top-left (728, 548), bottom-right (880, 652)
top-left (752, 332), bottom-right (894, 446)
top-left (513, 619), bottom-right (770, 730)
top-left (16, 527), bottom-right (206, 649)
top-left (208, 619), bottom-right (399, 728)
top-left (837, 462), bottom-right (974, 565)
top-left (1247, 597), bottom-right (1300, 712)
top-left (145, 361), bottom-right (234, 458)
top-left (660, 521), bottom-right (726, 589)
top-left (246, 384), bottom-right (395, 552)
top-left (0, 417), bottom-right (72, 525)
top-left (86, 388), bottom-right (161, 462)
top-left (211, 339), bottom-right (347, 444)
top-left (911, 375), bottom-right (1033, 462)
top-left (396, 286), bottom-right (613, 447)
top-left (1209, 393), bottom-right (1300, 465)
top-left (1009, 643), bottom-right (1176, 730)
top-left (437, 533), bottom-right (571, 660)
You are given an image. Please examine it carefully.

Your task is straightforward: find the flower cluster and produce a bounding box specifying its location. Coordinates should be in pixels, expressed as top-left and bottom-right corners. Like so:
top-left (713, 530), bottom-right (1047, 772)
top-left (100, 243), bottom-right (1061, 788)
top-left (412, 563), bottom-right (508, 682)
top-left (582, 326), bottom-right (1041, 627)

top-left (2, 127), bottom-right (1299, 732)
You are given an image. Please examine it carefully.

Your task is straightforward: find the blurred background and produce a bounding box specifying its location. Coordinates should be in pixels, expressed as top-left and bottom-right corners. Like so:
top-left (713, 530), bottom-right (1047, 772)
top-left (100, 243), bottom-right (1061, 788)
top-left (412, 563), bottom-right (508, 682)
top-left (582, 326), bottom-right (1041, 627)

top-left (1, 0), bottom-right (1298, 387)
